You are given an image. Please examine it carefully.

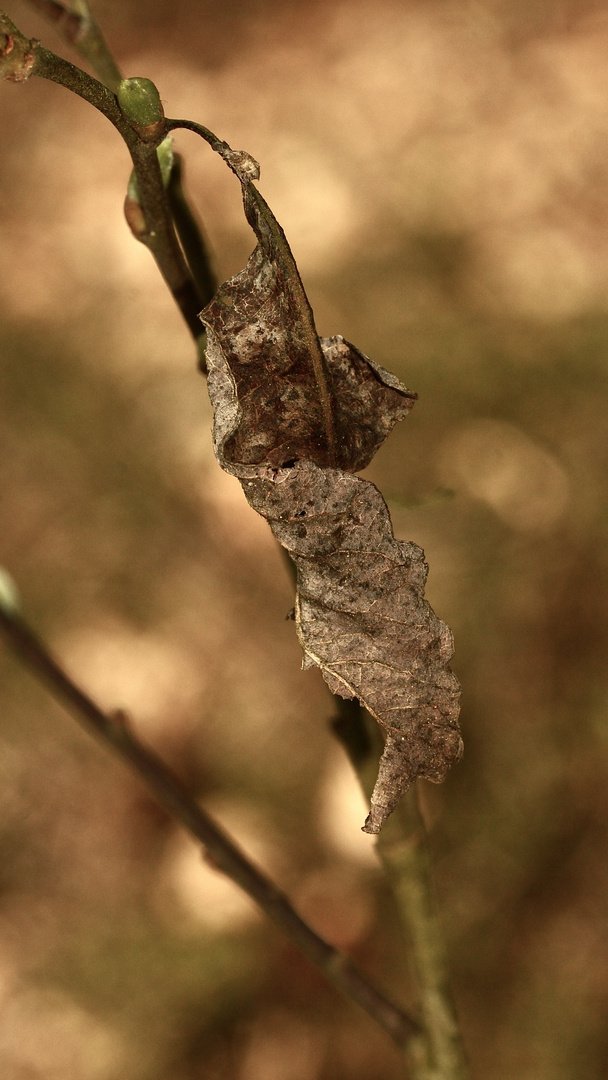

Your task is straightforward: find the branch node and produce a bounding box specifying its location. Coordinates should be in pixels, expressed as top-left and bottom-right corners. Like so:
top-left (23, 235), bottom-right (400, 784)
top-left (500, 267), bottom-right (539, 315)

top-left (0, 15), bottom-right (38, 82)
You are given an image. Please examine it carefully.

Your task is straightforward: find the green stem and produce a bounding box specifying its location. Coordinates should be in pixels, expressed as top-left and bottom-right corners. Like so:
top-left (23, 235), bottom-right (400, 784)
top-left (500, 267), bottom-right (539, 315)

top-left (334, 701), bottom-right (470, 1080)
top-left (378, 792), bottom-right (470, 1080)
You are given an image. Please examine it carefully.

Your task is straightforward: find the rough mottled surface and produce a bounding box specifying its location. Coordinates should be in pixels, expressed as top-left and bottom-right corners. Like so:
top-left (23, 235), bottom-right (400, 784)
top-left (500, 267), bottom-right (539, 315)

top-left (244, 463), bottom-right (463, 832)
top-left (203, 184), bottom-right (416, 477)
top-left (201, 174), bottom-right (462, 832)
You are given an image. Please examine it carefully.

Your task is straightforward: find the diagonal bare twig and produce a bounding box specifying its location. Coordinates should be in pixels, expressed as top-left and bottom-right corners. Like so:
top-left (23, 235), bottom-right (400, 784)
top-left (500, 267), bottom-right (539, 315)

top-left (0, 601), bottom-right (419, 1052)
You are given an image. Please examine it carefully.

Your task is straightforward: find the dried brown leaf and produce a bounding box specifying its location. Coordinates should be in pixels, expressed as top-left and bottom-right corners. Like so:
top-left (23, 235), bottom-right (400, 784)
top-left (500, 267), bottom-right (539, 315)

top-left (201, 176), bottom-right (462, 832)
top-left (243, 463), bottom-right (462, 833)
top-left (203, 184), bottom-right (417, 475)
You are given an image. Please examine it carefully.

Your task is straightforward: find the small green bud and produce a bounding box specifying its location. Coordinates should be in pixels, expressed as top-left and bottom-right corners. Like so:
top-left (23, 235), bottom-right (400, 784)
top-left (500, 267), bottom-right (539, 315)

top-left (155, 134), bottom-right (174, 186)
top-left (0, 567), bottom-right (20, 617)
top-left (117, 77), bottom-right (165, 138)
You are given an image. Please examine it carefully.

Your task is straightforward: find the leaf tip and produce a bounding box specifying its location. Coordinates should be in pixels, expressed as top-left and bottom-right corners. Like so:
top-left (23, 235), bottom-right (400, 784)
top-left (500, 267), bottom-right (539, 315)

top-left (361, 810), bottom-right (383, 836)
top-left (223, 148), bottom-right (260, 183)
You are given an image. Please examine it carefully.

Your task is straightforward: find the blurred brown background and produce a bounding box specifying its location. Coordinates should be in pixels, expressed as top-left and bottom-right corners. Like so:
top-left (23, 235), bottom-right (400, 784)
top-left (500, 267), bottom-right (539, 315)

top-left (1, 0), bottom-right (608, 1076)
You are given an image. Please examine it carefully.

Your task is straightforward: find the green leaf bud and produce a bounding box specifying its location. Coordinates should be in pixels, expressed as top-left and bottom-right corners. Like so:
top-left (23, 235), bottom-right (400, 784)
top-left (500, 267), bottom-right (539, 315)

top-left (155, 134), bottom-right (174, 186)
top-left (117, 77), bottom-right (165, 138)
top-left (0, 567), bottom-right (20, 617)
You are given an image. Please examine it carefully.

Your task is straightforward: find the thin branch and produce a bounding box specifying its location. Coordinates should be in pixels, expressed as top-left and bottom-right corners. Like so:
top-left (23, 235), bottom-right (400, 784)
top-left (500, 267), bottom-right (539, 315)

top-left (24, 0), bottom-right (123, 90)
top-left (0, 17), bottom-right (204, 340)
top-left (32, 45), bottom-right (203, 337)
top-left (18, 7), bottom-right (220, 342)
top-left (0, 603), bottom-right (419, 1052)
top-left (333, 701), bottom-right (470, 1080)
top-left (378, 790), bottom-right (470, 1080)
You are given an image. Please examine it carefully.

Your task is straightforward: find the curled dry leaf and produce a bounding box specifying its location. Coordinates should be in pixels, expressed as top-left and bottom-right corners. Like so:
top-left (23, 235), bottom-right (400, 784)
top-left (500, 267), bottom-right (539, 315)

top-left (201, 172), bottom-right (462, 832)
top-left (243, 463), bottom-right (462, 833)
